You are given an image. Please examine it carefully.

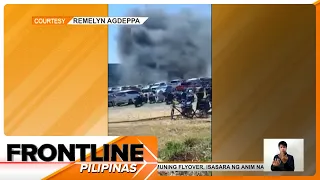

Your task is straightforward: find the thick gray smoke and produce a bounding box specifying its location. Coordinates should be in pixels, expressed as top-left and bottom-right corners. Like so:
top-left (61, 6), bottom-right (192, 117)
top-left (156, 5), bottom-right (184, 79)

top-left (117, 8), bottom-right (211, 84)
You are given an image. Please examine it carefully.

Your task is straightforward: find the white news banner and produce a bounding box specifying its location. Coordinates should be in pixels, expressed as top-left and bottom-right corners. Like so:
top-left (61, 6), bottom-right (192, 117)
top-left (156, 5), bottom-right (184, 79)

top-left (157, 163), bottom-right (264, 171)
top-left (68, 17), bottom-right (149, 25)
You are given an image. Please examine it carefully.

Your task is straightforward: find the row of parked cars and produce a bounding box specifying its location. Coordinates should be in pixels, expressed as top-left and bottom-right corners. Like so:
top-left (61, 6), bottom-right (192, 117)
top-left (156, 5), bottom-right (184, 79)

top-left (108, 77), bottom-right (211, 107)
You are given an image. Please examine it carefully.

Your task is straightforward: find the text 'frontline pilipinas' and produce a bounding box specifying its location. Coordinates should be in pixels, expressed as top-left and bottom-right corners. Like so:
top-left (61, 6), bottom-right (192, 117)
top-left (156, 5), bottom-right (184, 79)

top-left (7, 144), bottom-right (144, 173)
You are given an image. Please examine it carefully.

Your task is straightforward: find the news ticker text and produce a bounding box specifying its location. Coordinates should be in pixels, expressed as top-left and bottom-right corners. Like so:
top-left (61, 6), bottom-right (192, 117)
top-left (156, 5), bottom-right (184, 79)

top-left (78, 163), bottom-right (264, 173)
top-left (157, 163), bottom-right (264, 172)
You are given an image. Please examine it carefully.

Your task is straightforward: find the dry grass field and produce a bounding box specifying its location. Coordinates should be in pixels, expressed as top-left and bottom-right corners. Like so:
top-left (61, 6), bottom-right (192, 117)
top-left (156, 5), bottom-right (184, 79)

top-left (108, 103), bottom-right (212, 176)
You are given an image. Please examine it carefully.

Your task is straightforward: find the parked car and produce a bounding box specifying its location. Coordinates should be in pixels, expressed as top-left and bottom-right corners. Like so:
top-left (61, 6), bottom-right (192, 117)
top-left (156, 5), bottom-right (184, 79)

top-left (108, 90), bottom-right (116, 95)
top-left (176, 78), bottom-right (201, 92)
top-left (142, 87), bottom-right (152, 94)
top-left (111, 87), bottom-right (121, 92)
top-left (199, 77), bottom-right (211, 86)
top-left (114, 90), bottom-right (141, 106)
top-left (128, 86), bottom-right (141, 92)
top-left (158, 85), bottom-right (174, 93)
top-left (170, 79), bottom-right (182, 88)
top-left (108, 94), bottom-right (116, 107)
top-left (186, 78), bottom-right (202, 91)
top-left (134, 84), bottom-right (143, 88)
top-left (121, 86), bottom-right (134, 91)
top-left (151, 82), bottom-right (167, 91)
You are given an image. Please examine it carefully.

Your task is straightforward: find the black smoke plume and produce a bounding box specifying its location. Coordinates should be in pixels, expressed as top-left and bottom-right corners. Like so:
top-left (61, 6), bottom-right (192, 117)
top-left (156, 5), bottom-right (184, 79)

top-left (116, 8), bottom-right (211, 85)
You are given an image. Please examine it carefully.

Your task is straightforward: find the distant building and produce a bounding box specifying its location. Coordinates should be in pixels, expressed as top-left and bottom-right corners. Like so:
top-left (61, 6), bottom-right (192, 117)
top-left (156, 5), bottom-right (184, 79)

top-left (108, 63), bottom-right (122, 87)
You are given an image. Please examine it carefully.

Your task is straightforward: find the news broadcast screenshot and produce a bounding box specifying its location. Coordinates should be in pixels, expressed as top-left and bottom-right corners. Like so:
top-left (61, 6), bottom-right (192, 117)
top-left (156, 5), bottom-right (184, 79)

top-left (1, 2), bottom-right (317, 180)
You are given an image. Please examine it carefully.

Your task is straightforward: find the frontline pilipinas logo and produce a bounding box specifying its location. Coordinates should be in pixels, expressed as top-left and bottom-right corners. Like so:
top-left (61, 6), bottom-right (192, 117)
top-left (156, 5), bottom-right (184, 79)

top-left (6, 136), bottom-right (158, 180)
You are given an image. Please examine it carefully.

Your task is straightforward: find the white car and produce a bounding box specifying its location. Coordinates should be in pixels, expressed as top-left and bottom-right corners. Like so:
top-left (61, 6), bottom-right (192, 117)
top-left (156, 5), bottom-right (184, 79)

top-left (111, 87), bottom-right (121, 92)
top-left (151, 82), bottom-right (167, 91)
top-left (150, 85), bottom-right (159, 92)
top-left (154, 82), bottom-right (167, 87)
top-left (134, 84), bottom-right (143, 88)
top-left (114, 90), bottom-right (140, 105)
top-left (170, 79), bottom-right (182, 88)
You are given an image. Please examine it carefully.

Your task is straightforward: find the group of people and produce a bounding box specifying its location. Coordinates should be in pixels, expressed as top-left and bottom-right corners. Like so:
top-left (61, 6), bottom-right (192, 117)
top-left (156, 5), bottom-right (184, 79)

top-left (134, 84), bottom-right (212, 112)
top-left (164, 85), bottom-right (212, 111)
top-left (164, 85), bottom-right (212, 119)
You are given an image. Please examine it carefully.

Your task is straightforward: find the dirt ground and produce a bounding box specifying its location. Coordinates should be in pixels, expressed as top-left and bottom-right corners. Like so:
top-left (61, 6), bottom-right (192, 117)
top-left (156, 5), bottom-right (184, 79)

top-left (108, 103), bottom-right (177, 122)
top-left (108, 103), bottom-right (211, 150)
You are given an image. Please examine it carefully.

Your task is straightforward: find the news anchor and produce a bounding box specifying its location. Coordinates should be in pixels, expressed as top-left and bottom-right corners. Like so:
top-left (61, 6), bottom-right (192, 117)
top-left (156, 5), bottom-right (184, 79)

top-left (271, 141), bottom-right (295, 171)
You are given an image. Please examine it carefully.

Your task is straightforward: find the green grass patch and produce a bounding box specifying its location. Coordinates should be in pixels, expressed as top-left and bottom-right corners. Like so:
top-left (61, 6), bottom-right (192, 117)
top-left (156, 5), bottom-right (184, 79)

top-left (159, 136), bottom-right (212, 176)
